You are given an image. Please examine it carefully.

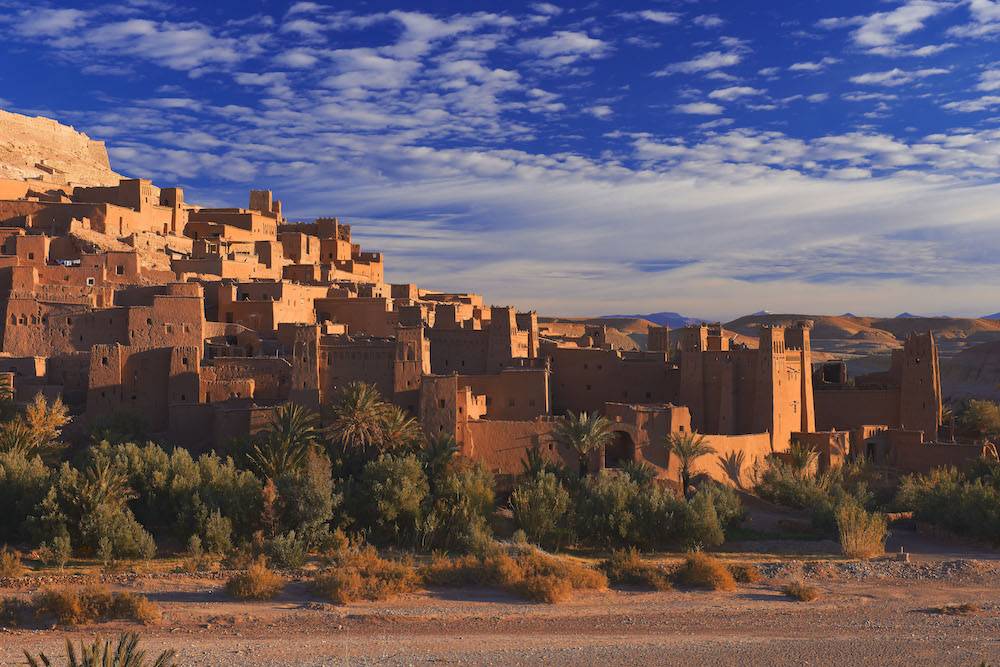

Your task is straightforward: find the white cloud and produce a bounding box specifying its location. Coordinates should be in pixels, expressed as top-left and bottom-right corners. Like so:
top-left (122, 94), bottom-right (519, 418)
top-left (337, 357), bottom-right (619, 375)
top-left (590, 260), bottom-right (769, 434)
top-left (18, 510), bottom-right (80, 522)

top-left (624, 10), bottom-right (681, 25)
top-left (531, 3), bottom-right (563, 16)
top-left (849, 67), bottom-right (949, 86)
top-left (654, 50), bottom-right (742, 76)
top-left (842, 91), bottom-right (899, 101)
top-left (977, 68), bottom-right (1000, 91)
top-left (807, 93), bottom-right (830, 103)
top-left (789, 57), bottom-right (839, 72)
top-left (694, 15), bottom-right (725, 28)
top-left (820, 1), bottom-right (950, 52)
top-left (943, 95), bottom-right (1000, 112)
top-left (584, 105), bottom-right (614, 119)
top-left (518, 30), bottom-right (609, 64)
top-left (274, 48), bottom-right (321, 68)
top-left (708, 86), bottom-right (764, 101)
top-left (14, 8), bottom-right (88, 36)
top-left (674, 102), bottom-right (725, 115)
top-left (947, 0), bottom-right (1000, 38)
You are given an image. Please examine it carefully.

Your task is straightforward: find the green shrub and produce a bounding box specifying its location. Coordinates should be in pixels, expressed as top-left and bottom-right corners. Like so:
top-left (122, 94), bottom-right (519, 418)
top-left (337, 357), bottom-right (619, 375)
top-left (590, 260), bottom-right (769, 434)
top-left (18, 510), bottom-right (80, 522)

top-left (226, 558), bottom-right (285, 600)
top-left (679, 490), bottom-right (726, 549)
top-left (510, 471), bottom-right (572, 548)
top-left (37, 534), bottom-right (72, 570)
top-left (619, 460), bottom-right (658, 486)
top-left (199, 509), bottom-right (233, 555)
top-left (0, 451), bottom-right (51, 543)
top-left (896, 463), bottom-right (1000, 543)
top-left (268, 530), bottom-right (308, 568)
top-left (356, 454), bottom-right (429, 546)
top-left (574, 471), bottom-right (641, 547)
top-left (836, 502), bottom-right (887, 559)
top-left (93, 442), bottom-right (262, 543)
top-left (275, 450), bottom-right (340, 549)
top-left (697, 481), bottom-right (744, 528)
top-left (675, 552), bottom-right (736, 591)
top-left (421, 459), bottom-right (495, 552)
top-left (754, 457), bottom-right (879, 536)
top-left (601, 548), bottom-right (672, 590)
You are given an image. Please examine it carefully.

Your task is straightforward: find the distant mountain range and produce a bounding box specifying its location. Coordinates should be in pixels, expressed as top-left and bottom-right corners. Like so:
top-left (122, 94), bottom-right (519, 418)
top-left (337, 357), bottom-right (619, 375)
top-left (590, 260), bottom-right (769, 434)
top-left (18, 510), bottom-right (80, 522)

top-left (602, 311), bottom-right (701, 329)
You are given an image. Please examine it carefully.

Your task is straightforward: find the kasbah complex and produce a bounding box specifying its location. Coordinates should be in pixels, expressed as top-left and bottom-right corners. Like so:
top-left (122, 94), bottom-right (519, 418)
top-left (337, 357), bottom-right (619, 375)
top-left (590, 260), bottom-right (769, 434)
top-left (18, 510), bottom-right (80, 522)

top-left (0, 109), bottom-right (987, 489)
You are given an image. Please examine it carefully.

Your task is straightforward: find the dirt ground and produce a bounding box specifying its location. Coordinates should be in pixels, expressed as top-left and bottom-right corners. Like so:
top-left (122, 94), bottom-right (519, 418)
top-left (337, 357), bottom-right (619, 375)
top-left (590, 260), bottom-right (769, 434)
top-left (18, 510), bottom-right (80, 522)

top-left (2, 553), bottom-right (999, 667)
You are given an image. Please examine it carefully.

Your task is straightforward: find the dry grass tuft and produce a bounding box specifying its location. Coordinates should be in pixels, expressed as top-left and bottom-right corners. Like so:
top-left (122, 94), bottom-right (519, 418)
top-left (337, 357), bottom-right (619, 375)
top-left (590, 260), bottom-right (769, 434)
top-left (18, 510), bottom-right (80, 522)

top-left (311, 546), bottom-right (420, 604)
top-left (422, 546), bottom-right (606, 603)
top-left (226, 557), bottom-right (285, 600)
top-left (836, 503), bottom-right (887, 560)
top-left (601, 548), bottom-right (673, 591)
top-left (675, 552), bottom-right (736, 592)
top-left (0, 547), bottom-right (25, 578)
top-left (782, 579), bottom-right (820, 602)
top-left (32, 585), bottom-right (161, 625)
top-left (728, 562), bottom-right (763, 584)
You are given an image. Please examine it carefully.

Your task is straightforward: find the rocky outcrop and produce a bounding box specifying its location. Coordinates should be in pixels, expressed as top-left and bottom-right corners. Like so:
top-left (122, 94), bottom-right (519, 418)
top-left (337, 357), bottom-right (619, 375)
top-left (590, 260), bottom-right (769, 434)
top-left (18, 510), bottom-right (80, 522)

top-left (0, 108), bottom-right (122, 186)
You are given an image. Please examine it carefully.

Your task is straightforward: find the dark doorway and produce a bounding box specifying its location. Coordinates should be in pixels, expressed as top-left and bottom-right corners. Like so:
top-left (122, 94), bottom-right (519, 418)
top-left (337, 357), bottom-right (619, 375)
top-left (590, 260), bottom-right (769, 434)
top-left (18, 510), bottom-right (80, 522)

top-left (605, 431), bottom-right (635, 468)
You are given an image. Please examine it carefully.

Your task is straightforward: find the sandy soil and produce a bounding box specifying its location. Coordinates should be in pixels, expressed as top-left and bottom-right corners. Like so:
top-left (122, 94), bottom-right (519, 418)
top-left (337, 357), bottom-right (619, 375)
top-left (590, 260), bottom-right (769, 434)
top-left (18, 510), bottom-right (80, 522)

top-left (2, 557), bottom-right (999, 667)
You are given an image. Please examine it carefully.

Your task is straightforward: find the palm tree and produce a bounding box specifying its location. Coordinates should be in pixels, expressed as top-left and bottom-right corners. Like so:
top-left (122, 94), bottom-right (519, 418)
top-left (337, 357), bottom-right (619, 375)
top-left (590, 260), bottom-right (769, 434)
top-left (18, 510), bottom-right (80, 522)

top-left (0, 418), bottom-right (36, 458)
top-left (419, 432), bottom-right (459, 493)
top-left (552, 411), bottom-right (614, 476)
top-left (325, 382), bottom-right (389, 453)
top-left (0, 373), bottom-right (15, 422)
top-left (665, 431), bottom-right (716, 498)
top-left (787, 442), bottom-right (819, 477)
top-left (25, 632), bottom-right (176, 667)
top-left (249, 403), bottom-right (321, 479)
top-left (379, 405), bottom-right (423, 452)
top-left (71, 458), bottom-right (135, 513)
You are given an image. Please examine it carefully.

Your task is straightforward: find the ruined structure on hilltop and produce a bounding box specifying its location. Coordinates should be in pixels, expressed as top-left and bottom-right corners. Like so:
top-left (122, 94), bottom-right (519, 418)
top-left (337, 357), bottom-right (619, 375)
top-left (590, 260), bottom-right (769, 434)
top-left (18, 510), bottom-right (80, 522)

top-left (0, 110), bottom-right (957, 484)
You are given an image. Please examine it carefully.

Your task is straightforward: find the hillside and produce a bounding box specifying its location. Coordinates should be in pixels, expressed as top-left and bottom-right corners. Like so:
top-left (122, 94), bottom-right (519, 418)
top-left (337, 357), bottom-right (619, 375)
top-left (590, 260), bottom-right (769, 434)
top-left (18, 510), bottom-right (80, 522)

top-left (725, 313), bottom-right (897, 343)
top-left (0, 108), bottom-right (121, 186)
top-left (940, 340), bottom-right (1000, 403)
top-left (601, 311), bottom-right (700, 329)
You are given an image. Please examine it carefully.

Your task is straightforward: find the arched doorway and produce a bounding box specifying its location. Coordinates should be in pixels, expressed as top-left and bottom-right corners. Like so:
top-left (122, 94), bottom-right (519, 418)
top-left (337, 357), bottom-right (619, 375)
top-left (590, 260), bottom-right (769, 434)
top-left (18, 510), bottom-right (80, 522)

top-left (605, 431), bottom-right (635, 469)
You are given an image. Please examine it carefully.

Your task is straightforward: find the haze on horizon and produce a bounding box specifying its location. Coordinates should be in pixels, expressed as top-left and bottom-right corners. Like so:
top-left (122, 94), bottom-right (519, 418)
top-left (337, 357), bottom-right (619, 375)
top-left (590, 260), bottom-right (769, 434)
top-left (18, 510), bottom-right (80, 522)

top-left (2, 0), bottom-right (1000, 320)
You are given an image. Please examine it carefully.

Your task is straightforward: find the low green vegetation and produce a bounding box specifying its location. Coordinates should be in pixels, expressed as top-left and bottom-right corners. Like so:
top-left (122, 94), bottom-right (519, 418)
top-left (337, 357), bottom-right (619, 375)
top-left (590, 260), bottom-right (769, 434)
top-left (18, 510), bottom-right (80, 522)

top-left (896, 458), bottom-right (1000, 543)
top-left (0, 385), bottom-right (746, 573)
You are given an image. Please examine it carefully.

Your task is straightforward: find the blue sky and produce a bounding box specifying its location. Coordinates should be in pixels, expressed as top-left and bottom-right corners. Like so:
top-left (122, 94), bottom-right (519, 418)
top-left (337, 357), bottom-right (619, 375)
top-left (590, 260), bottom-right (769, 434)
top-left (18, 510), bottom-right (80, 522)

top-left (2, 0), bottom-right (1000, 319)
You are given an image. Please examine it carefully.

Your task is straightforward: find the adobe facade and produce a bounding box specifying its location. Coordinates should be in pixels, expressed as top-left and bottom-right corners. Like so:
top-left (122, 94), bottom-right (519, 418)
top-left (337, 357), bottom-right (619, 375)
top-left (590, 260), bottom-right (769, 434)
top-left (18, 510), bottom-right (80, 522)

top-left (0, 161), bottom-right (953, 476)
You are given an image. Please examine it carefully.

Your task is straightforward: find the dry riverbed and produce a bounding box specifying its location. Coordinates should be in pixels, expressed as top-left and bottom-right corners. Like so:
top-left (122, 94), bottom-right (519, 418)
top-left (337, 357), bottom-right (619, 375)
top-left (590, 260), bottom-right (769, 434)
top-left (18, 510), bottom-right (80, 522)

top-left (2, 556), bottom-right (999, 666)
